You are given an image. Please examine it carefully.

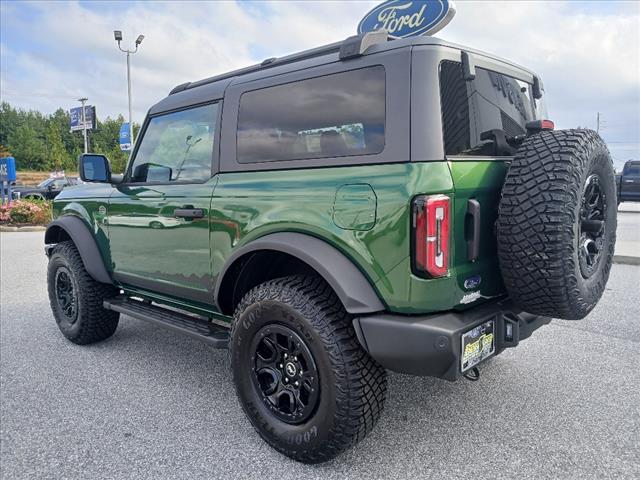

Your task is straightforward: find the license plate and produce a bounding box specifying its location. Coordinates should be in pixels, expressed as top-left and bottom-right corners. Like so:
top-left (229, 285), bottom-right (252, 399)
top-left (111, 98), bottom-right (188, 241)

top-left (461, 320), bottom-right (495, 372)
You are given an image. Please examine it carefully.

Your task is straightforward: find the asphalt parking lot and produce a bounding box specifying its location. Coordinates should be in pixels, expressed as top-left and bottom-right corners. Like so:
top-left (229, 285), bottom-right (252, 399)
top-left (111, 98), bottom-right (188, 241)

top-left (1, 226), bottom-right (639, 480)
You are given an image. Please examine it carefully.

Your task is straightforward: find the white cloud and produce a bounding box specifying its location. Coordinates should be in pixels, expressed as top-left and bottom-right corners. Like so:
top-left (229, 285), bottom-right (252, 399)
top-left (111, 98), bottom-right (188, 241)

top-left (1, 0), bottom-right (638, 167)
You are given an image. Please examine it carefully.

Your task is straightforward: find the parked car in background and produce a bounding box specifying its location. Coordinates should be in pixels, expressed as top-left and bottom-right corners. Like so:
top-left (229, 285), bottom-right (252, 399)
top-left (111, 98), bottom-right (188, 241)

top-left (617, 160), bottom-right (640, 203)
top-left (11, 176), bottom-right (80, 200)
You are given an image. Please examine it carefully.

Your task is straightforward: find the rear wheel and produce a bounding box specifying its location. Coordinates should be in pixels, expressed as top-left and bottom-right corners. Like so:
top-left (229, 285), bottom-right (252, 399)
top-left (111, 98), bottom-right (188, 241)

top-left (230, 275), bottom-right (387, 463)
top-left (497, 129), bottom-right (617, 320)
top-left (47, 241), bottom-right (120, 344)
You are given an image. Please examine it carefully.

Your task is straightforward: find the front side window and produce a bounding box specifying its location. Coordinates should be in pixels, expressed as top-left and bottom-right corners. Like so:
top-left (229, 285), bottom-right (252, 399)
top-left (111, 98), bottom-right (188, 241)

top-left (237, 66), bottom-right (386, 163)
top-left (440, 61), bottom-right (543, 156)
top-left (625, 163), bottom-right (640, 176)
top-left (129, 103), bottom-right (218, 183)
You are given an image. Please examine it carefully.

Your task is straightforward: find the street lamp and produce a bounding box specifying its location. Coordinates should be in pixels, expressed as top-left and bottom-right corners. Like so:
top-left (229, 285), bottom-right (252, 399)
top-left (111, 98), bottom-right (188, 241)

top-left (114, 30), bottom-right (144, 149)
top-left (78, 97), bottom-right (88, 153)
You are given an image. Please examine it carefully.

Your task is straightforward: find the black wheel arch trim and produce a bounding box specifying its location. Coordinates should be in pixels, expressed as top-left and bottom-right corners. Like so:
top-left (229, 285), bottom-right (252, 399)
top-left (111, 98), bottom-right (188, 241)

top-left (45, 216), bottom-right (112, 284)
top-left (215, 232), bottom-right (386, 314)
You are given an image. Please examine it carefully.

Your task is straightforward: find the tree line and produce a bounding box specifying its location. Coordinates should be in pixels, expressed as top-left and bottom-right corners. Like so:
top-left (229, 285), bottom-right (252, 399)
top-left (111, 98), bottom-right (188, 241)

top-left (0, 101), bottom-right (139, 174)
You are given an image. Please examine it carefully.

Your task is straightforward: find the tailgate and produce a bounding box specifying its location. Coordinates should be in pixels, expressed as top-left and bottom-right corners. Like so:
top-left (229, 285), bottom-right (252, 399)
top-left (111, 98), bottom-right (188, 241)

top-left (449, 160), bottom-right (509, 304)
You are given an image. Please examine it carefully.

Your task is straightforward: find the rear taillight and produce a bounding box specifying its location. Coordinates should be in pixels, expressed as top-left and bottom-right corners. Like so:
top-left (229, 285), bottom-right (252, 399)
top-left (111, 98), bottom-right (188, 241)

top-left (525, 119), bottom-right (555, 132)
top-left (412, 195), bottom-right (450, 278)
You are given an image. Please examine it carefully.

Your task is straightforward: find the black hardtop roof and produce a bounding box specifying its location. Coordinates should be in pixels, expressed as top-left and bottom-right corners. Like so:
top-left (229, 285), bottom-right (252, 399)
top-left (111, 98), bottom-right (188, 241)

top-left (149, 35), bottom-right (538, 116)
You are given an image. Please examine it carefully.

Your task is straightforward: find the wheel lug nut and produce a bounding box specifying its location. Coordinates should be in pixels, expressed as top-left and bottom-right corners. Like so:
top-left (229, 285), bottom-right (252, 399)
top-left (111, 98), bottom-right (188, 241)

top-left (293, 356), bottom-right (297, 361)
top-left (284, 353), bottom-right (288, 358)
top-left (279, 364), bottom-right (283, 368)
top-left (294, 381), bottom-right (299, 386)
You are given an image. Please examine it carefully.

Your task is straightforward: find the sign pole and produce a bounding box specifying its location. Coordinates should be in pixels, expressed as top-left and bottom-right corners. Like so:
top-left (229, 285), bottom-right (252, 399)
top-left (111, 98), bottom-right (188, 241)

top-left (127, 51), bottom-right (134, 148)
top-left (79, 97), bottom-right (88, 154)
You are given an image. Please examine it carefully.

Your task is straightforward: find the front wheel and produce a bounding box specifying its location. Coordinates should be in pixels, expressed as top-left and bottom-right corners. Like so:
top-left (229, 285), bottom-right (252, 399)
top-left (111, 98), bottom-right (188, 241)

top-left (230, 275), bottom-right (387, 464)
top-left (47, 241), bottom-right (120, 344)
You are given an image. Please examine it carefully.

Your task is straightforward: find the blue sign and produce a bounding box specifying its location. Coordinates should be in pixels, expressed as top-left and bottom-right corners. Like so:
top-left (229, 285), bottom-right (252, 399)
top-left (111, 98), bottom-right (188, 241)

top-left (358, 0), bottom-right (456, 39)
top-left (0, 157), bottom-right (17, 182)
top-left (119, 123), bottom-right (131, 151)
top-left (70, 106), bottom-right (95, 132)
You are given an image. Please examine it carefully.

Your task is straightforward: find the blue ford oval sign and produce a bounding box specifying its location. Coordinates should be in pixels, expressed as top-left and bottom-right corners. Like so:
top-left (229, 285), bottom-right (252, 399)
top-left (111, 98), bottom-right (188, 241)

top-left (358, 0), bottom-right (456, 39)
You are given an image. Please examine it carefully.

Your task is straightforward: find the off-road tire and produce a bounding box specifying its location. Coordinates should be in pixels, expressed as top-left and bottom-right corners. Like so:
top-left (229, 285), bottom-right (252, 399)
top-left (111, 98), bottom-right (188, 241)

top-left (497, 129), bottom-right (617, 320)
top-left (47, 241), bottom-right (120, 344)
top-left (230, 275), bottom-right (387, 463)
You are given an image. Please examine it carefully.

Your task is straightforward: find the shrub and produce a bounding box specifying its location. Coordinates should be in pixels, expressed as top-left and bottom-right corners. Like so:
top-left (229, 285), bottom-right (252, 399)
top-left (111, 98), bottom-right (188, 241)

top-left (0, 200), bottom-right (52, 225)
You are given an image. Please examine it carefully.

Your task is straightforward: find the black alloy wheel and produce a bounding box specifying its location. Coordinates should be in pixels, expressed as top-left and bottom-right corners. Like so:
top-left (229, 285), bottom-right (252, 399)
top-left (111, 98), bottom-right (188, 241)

top-left (230, 275), bottom-right (387, 463)
top-left (47, 241), bottom-right (120, 344)
top-left (578, 174), bottom-right (607, 278)
top-left (54, 266), bottom-right (78, 324)
top-left (250, 324), bottom-right (320, 424)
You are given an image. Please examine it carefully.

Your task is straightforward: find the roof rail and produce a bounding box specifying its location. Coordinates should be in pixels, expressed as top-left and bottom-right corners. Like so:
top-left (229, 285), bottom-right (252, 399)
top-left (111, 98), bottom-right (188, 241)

top-left (168, 32), bottom-right (388, 95)
top-left (169, 82), bottom-right (191, 95)
top-left (339, 30), bottom-right (389, 60)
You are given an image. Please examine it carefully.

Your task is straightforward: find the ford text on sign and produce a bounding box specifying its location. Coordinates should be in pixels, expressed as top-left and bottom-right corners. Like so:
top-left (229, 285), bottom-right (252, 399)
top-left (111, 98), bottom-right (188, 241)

top-left (358, 0), bottom-right (456, 39)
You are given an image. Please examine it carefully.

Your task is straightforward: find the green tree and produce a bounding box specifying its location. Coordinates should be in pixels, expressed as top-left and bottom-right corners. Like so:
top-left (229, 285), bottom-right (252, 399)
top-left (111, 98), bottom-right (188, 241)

top-left (0, 102), bottom-right (20, 147)
top-left (0, 102), bottom-right (140, 172)
top-left (8, 124), bottom-right (47, 170)
top-left (45, 122), bottom-right (68, 171)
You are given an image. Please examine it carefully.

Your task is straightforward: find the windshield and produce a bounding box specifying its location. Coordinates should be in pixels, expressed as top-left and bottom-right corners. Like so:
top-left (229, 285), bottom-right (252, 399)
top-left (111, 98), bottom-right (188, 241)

top-left (37, 178), bottom-right (54, 188)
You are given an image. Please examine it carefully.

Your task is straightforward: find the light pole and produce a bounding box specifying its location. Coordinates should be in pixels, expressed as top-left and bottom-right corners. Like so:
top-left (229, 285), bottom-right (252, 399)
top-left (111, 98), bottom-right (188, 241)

top-left (114, 30), bottom-right (144, 149)
top-left (78, 97), bottom-right (88, 153)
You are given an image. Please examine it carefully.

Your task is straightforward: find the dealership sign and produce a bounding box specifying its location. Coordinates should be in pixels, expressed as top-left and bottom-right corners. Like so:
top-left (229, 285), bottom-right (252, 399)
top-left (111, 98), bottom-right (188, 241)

top-left (0, 157), bottom-right (17, 182)
top-left (358, 0), bottom-right (456, 39)
top-left (119, 123), bottom-right (131, 151)
top-left (69, 105), bottom-right (96, 131)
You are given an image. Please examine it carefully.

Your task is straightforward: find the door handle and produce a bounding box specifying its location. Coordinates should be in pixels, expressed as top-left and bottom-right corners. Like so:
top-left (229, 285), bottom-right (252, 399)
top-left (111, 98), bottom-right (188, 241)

top-left (465, 199), bottom-right (481, 262)
top-left (174, 208), bottom-right (204, 219)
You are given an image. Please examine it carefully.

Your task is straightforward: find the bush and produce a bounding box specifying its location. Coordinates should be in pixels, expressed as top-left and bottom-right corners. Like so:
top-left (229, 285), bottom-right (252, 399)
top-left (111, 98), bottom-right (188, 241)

top-left (0, 200), bottom-right (52, 225)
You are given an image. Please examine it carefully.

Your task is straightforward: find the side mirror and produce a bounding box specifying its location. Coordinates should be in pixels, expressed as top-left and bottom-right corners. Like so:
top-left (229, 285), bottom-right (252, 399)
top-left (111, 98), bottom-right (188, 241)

top-left (79, 154), bottom-right (112, 183)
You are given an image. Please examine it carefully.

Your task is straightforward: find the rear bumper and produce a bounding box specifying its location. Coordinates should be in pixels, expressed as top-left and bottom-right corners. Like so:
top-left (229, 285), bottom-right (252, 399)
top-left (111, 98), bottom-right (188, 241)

top-left (353, 298), bottom-right (550, 381)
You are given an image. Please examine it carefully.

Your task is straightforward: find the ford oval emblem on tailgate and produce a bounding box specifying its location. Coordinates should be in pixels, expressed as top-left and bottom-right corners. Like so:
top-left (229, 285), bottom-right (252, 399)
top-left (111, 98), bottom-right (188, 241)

top-left (464, 275), bottom-right (481, 290)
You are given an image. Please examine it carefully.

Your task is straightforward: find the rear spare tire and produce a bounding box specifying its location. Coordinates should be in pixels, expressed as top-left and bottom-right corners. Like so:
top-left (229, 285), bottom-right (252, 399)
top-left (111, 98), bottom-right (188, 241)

top-left (497, 129), bottom-right (617, 320)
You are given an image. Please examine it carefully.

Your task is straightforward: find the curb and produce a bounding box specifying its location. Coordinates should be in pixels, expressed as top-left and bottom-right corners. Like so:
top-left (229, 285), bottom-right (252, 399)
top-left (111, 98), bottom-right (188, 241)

top-left (613, 255), bottom-right (640, 266)
top-left (0, 226), bottom-right (47, 232)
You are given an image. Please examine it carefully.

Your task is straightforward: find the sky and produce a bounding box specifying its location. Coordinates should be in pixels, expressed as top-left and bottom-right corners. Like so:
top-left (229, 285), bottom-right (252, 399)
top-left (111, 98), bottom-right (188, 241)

top-left (1, 0), bottom-right (639, 169)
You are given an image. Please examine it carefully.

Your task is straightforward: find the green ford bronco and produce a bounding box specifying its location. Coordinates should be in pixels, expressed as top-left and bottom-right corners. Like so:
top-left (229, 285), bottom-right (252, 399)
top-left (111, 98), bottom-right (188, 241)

top-left (45, 32), bottom-right (617, 463)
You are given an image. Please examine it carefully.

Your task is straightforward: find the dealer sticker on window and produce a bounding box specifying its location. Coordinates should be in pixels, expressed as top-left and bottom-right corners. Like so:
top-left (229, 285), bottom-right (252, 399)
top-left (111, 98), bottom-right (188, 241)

top-left (461, 320), bottom-right (495, 372)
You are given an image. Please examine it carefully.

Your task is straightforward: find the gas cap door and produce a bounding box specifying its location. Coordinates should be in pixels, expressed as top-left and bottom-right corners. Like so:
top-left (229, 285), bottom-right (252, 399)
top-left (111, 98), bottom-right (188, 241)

top-left (332, 184), bottom-right (377, 231)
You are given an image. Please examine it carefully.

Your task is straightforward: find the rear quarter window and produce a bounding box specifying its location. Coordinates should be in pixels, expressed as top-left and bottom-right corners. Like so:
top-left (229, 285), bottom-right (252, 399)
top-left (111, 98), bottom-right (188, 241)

top-left (439, 61), bottom-right (541, 156)
top-left (236, 66), bottom-right (386, 163)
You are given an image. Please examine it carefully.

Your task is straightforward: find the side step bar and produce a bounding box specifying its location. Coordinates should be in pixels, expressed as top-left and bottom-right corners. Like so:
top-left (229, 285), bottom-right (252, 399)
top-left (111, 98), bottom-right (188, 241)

top-left (103, 297), bottom-right (229, 348)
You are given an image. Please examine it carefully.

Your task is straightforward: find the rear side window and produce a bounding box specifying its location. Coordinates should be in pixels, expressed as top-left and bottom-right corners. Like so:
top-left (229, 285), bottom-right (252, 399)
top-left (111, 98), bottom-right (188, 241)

top-left (440, 61), bottom-right (471, 156)
top-left (237, 66), bottom-right (385, 163)
top-left (439, 61), bottom-right (540, 156)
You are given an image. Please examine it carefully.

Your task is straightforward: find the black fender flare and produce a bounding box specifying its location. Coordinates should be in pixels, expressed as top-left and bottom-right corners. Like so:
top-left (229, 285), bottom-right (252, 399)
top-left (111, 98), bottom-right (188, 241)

top-left (214, 232), bottom-right (385, 314)
top-left (45, 216), bottom-right (112, 284)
